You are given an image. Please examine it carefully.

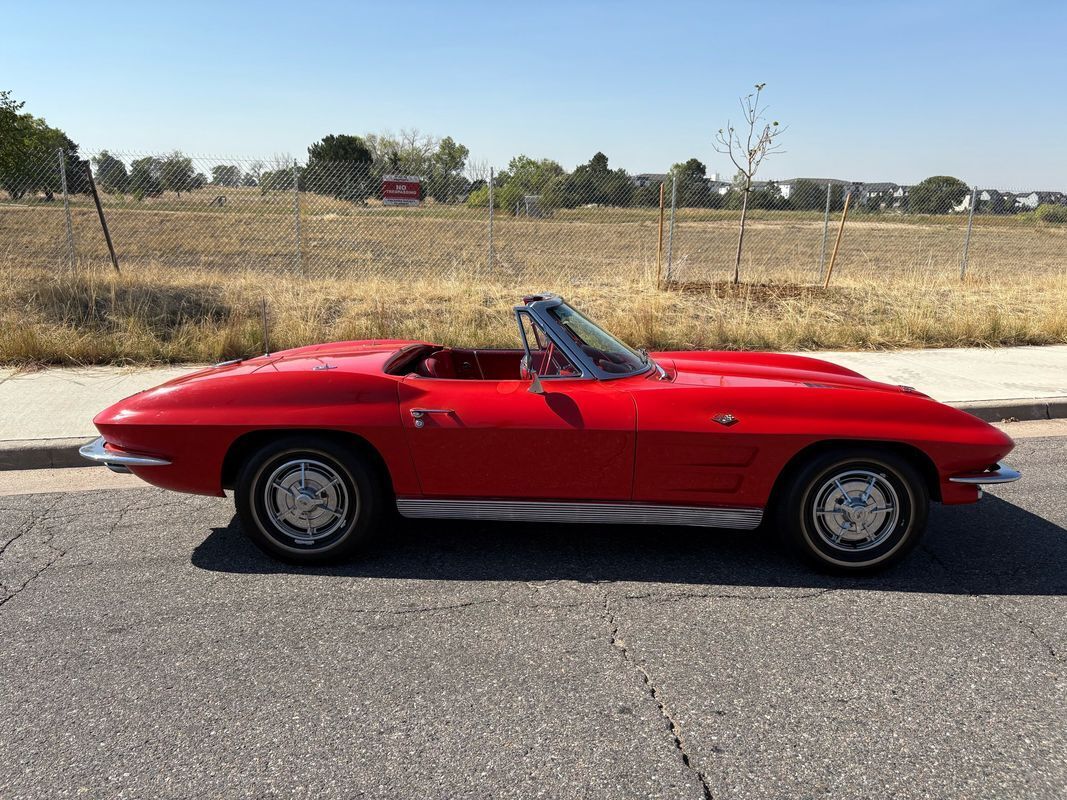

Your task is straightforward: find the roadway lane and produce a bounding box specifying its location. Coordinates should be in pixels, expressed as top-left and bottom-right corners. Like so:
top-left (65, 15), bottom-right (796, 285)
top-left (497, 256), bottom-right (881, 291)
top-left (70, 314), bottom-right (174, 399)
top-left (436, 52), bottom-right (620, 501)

top-left (0, 435), bottom-right (1064, 799)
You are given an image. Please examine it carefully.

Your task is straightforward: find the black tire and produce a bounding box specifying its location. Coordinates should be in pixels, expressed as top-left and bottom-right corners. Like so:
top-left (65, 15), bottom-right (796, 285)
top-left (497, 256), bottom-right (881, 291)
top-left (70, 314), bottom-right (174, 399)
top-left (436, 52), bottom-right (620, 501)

top-left (235, 435), bottom-right (385, 565)
top-left (778, 448), bottom-right (928, 573)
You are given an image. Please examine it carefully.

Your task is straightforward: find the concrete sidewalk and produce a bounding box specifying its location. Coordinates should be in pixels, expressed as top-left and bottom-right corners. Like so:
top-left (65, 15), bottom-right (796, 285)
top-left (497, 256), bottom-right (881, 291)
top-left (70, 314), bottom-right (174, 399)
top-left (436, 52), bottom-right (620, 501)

top-left (1, 345), bottom-right (1065, 470)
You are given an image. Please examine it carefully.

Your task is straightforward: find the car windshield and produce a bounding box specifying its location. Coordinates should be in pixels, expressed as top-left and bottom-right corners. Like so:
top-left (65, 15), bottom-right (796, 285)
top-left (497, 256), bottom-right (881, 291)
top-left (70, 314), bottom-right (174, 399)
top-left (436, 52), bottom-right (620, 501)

top-left (547, 302), bottom-right (650, 376)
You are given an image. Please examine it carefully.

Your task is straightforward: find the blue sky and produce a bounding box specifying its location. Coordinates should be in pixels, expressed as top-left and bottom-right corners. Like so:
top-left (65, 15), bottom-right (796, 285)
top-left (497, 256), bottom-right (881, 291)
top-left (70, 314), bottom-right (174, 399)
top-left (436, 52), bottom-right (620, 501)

top-left (4, 0), bottom-right (1065, 187)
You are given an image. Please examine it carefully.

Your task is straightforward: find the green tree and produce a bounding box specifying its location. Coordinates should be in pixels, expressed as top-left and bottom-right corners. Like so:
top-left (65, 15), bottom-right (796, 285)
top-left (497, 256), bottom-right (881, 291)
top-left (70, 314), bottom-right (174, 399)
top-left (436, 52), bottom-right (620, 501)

top-left (787, 178), bottom-right (843, 212)
top-left (908, 175), bottom-right (969, 214)
top-left (542, 152), bottom-right (633, 209)
top-left (668, 158), bottom-right (722, 209)
top-left (160, 152), bottom-right (195, 196)
top-left (304, 134), bottom-right (374, 201)
top-left (0, 90), bottom-right (87, 200)
top-left (425, 136), bottom-right (469, 202)
top-left (129, 156), bottom-right (163, 199)
top-left (211, 164), bottom-right (241, 187)
top-left (93, 151), bottom-right (129, 194)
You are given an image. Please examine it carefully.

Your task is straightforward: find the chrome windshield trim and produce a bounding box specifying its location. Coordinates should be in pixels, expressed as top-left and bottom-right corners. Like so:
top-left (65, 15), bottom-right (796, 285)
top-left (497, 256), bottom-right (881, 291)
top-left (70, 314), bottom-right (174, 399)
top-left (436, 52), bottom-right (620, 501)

top-left (396, 499), bottom-right (763, 530)
top-left (521, 295), bottom-right (653, 381)
top-left (79, 437), bottom-right (171, 467)
top-left (948, 463), bottom-right (1021, 485)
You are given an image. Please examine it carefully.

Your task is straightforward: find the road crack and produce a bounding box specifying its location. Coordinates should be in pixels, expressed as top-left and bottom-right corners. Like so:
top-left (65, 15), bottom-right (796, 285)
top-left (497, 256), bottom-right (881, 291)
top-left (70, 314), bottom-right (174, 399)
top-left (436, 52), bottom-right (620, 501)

top-left (602, 593), bottom-right (714, 800)
top-left (920, 544), bottom-right (1063, 666)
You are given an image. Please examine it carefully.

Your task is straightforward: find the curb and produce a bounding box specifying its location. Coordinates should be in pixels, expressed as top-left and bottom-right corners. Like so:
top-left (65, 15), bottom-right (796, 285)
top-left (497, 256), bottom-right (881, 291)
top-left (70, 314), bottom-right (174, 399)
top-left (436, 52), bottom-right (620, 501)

top-left (0, 397), bottom-right (1064, 472)
top-left (949, 397), bottom-right (1067, 423)
top-left (0, 438), bottom-right (93, 471)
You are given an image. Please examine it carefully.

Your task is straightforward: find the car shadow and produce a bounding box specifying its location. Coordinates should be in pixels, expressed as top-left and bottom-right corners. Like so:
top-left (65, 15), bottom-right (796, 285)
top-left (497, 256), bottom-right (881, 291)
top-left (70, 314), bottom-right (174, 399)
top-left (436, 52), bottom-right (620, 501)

top-left (190, 496), bottom-right (1066, 596)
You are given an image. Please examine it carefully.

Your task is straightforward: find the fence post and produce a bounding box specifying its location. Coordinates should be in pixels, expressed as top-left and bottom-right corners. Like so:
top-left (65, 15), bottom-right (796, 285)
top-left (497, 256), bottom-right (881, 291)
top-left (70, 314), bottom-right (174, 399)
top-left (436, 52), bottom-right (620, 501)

top-left (488, 167), bottom-right (495, 274)
top-left (656, 182), bottom-right (665, 288)
top-left (818, 181), bottom-right (832, 282)
top-left (823, 191), bottom-right (852, 289)
top-left (57, 148), bottom-right (75, 271)
top-left (665, 176), bottom-right (678, 283)
top-left (292, 160), bottom-right (302, 276)
top-left (82, 160), bottom-right (120, 274)
top-left (960, 184), bottom-right (978, 280)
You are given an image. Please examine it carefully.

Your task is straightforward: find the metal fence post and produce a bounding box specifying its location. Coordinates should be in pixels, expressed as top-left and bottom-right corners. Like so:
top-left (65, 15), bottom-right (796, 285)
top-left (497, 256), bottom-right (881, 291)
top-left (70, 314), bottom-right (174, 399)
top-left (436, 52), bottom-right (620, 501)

top-left (488, 168), bottom-right (495, 274)
top-left (818, 181), bottom-right (832, 281)
top-left (960, 184), bottom-right (978, 280)
top-left (665, 176), bottom-right (678, 283)
top-left (292, 160), bottom-right (302, 276)
top-left (57, 148), bottom-right (75, 271)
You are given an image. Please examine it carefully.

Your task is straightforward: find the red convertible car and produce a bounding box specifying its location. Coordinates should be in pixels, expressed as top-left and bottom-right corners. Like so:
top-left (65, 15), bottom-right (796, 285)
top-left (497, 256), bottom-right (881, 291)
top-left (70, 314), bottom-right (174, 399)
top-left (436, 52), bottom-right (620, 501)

top-left (81, 293), bottom-right (1019, 572)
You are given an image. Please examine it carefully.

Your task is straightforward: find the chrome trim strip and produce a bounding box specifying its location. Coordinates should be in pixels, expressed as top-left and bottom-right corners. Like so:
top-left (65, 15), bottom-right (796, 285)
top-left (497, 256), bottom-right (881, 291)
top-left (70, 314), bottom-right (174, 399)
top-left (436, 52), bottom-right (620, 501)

top-left (949, 463), bottom-right (1021, 485)
top-left (395, 499), bottom-right (763, 529)
top-left (79, 437), bottom-right (171, 467)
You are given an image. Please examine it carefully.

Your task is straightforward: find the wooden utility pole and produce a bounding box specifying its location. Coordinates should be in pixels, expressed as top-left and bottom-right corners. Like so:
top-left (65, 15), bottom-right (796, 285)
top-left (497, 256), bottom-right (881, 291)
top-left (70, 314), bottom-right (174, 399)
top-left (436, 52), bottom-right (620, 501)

top-left (823, 191), bottom-right (852, 288)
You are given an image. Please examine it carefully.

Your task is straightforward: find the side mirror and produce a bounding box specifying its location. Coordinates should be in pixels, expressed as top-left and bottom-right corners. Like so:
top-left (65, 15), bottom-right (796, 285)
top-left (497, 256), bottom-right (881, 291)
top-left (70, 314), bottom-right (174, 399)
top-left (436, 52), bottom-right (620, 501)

top-left (528, 371), bottom-right (545, 395)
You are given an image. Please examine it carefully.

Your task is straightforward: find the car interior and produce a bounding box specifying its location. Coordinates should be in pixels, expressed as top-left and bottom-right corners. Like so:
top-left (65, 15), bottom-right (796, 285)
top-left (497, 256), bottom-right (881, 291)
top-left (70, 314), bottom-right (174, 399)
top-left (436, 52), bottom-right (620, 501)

top-left (386, 345), bottom-right (532, 380)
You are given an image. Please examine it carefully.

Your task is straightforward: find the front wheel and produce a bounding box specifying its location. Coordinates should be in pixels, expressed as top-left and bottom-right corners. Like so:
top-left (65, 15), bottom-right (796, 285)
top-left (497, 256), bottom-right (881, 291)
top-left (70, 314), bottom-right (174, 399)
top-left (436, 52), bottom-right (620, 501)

top-left (235, 436), bottom-right (384, 564)
top-left (779, 449), bottom-right (928, 573)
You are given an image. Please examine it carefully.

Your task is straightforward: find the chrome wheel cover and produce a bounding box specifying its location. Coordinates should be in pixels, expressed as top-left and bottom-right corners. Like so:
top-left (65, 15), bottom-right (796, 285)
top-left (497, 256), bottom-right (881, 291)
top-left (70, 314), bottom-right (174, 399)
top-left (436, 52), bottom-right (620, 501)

top-left (262, 458), bottom-right (353, 546)
top-left (811, 469), bottom-right (900, 552)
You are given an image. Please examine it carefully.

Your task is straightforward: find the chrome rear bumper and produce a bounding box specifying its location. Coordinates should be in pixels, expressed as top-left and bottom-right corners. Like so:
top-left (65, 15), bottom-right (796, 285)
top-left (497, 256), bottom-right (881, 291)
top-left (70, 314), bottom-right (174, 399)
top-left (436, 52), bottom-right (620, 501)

top-left (949, 463), bottom-right (1021, 485)
top-left (79, 437), bottom-right (171, 470)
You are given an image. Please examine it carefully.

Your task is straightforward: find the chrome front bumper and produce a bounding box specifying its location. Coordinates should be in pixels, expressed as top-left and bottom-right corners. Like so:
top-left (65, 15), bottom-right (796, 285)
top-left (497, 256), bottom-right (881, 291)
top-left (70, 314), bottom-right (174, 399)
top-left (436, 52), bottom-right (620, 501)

top-left (79, 437), bottom-right (171, 473)
top-left (948, 463), bottom-right (1021, 485)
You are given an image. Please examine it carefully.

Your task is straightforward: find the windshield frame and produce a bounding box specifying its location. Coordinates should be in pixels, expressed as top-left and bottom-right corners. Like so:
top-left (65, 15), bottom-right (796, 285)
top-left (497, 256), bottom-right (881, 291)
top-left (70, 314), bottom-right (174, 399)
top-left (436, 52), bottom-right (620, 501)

top-left (516, 295), bottom-right (655, 381)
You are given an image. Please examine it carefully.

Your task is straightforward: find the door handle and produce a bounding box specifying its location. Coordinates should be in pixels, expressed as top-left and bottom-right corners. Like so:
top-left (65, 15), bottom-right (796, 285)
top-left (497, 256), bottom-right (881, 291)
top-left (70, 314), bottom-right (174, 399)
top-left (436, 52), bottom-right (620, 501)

top-left (410, 408), bottom-right (454, 427)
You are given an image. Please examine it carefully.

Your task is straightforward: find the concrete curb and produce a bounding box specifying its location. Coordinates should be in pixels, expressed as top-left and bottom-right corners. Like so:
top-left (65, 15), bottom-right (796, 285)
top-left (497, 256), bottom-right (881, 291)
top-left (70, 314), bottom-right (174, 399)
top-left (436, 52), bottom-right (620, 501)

top-left (0, 397), bottom-right (1063, 472)
top-left (0, 438), bottom-right (93, 471)
top-left (949, 397), bottom-right (1067, 423)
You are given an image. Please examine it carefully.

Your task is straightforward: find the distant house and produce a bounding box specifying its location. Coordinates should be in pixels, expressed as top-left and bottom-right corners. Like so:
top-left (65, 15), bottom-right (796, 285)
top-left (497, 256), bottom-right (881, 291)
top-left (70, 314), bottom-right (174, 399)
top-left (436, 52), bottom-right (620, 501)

top-left (632, 173), bottom-right (668, 188)
top-left (1014, 190), bottom-right (1067, 209)
top-left (953, 189), bottom-right (1012, 213)
top-left (776, 178), bottom-right (851, 201)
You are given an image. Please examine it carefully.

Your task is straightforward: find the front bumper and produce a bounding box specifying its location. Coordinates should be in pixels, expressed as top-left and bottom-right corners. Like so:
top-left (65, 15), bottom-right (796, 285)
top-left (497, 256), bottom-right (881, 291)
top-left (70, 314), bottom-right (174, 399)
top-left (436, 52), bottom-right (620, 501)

top-left (79, 437), bottom-right (171, 473)
top-left (948, 463), bottom-right (1021, 485)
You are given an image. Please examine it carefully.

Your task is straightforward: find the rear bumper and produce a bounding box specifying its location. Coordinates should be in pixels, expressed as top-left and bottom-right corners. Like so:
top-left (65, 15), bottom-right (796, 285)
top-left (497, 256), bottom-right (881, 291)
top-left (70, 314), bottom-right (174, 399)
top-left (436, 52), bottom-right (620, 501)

top-left (79, 437), bottom-right (171, 473)
top-left (948, 463), bottom-right (1021, 485)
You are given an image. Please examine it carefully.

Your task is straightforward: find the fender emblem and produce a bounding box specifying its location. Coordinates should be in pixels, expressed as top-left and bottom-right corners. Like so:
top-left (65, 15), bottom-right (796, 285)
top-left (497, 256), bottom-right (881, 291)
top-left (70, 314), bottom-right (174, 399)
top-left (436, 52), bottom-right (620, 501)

top-left (712, 413), bottom-right (739, 427)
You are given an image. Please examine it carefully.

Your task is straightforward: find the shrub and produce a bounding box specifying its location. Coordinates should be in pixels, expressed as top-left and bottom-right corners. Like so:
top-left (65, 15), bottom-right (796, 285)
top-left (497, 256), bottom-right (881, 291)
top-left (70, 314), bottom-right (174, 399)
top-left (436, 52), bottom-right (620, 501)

top-left (1036, 204), bottom-right (1067, 224)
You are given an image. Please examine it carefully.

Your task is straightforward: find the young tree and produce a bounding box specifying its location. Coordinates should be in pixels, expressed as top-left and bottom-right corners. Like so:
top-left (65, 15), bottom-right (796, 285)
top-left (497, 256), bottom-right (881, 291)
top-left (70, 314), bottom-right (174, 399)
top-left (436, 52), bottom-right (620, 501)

top-left (714, 83), bottom-right (786, 284)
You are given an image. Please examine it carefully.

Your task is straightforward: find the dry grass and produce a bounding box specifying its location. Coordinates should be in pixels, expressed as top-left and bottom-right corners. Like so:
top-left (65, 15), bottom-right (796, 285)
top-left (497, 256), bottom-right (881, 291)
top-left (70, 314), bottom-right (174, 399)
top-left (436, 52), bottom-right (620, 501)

top-left (2, 192), bottom-right (1065, 364)
top-left (3, 191), bottom-right (1065, 283)
top-left (2, 261), bottom-right (1066, 366)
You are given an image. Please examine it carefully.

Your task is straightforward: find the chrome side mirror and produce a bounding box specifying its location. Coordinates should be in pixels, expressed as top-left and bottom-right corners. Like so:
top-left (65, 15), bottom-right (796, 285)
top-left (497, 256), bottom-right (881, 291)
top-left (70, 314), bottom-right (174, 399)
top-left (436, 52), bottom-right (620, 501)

top-left (528, 372), bottom-right (545, 395)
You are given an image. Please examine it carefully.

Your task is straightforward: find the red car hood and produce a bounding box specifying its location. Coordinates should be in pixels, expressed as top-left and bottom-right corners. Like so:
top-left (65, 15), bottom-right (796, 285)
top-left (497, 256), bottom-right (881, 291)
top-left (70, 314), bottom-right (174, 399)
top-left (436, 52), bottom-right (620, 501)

top-left (657, 351), bottom-right (918, 396)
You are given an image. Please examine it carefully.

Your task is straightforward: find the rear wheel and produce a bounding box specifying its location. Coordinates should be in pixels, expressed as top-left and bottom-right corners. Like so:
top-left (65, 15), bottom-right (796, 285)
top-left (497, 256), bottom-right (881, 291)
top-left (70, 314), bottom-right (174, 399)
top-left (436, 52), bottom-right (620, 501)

top-left (779, 449), bottom-right (928, 573)
top-left (235, 436), bottom-right (384, 564)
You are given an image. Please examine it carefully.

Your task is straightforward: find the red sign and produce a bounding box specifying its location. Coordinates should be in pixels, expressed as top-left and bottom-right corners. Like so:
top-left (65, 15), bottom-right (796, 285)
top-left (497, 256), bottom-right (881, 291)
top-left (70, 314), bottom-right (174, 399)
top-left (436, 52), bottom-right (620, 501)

top-left (382, 175), bottom-right (421, 206)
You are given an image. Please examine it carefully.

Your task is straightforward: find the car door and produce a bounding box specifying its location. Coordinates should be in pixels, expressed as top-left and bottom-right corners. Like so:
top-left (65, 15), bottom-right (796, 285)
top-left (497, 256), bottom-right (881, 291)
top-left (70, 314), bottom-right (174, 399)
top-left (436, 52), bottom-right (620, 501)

top-left (397, 375), bottom-right (636, 500)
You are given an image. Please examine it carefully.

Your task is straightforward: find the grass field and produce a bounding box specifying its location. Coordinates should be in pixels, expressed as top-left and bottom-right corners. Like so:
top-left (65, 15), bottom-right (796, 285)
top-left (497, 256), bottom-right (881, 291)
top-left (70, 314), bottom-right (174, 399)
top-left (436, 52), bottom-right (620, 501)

top-left (1, 188), bottom-right (1065, 364)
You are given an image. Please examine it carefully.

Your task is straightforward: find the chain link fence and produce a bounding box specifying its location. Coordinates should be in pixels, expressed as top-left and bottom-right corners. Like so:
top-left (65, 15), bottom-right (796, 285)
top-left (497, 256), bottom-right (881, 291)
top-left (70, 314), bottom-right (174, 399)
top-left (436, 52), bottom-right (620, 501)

top-left (2, 149), bottom-right (1065, 286)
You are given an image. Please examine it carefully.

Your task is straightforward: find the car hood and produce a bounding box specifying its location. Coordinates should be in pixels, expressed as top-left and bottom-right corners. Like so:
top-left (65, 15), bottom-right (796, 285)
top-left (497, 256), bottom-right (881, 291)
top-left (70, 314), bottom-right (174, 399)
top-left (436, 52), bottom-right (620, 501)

top-left (657, 350), bottom-right (919, 396)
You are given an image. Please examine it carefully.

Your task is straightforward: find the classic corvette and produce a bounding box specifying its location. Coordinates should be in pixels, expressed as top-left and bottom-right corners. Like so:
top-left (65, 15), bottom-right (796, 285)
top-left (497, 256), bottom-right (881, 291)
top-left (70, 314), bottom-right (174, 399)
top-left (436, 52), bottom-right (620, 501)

top-left (81, 293), bottom-right (1019, 572)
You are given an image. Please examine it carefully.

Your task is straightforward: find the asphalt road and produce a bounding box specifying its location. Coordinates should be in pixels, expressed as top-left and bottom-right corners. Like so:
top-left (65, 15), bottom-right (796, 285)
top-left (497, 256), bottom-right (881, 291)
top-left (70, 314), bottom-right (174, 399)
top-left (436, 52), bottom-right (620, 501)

top-left (1, 434), bottom-right (1064, 799)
